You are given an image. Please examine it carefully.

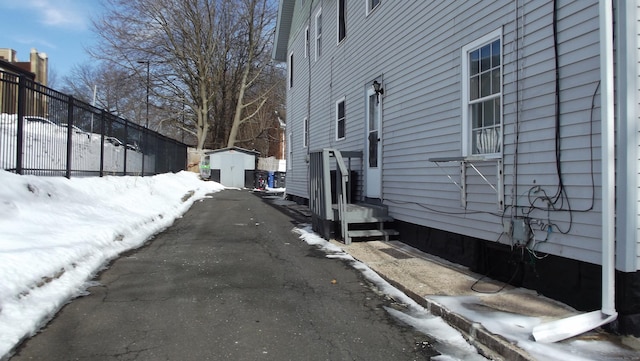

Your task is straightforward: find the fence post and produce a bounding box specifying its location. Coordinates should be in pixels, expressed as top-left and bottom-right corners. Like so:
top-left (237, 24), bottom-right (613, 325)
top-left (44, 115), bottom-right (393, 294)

top-left (141, 128), bottom-right (146, 176)
top-left (65, 96), bottom-right (74, 178)
top-left (16, 75), bottom-right (26, 175)
top-left (99, 110), bottom-right (106, 177)
top-left (123, 118), bottom-right (128, 175)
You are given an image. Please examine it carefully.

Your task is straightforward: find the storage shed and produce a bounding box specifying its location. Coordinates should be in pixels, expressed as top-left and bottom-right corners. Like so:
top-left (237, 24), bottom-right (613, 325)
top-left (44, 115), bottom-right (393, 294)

top-left (205, 147), bottom-right (259, 188)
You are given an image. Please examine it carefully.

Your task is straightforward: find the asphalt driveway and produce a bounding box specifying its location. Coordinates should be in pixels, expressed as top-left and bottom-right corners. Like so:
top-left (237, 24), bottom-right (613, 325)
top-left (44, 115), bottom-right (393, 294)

top-left (10, 189), bottom-right (437, 360)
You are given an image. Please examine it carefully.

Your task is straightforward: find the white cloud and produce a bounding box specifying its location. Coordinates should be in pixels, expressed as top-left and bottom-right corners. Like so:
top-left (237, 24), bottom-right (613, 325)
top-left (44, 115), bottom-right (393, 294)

top-left (23, 0), bottom-right (89, 29)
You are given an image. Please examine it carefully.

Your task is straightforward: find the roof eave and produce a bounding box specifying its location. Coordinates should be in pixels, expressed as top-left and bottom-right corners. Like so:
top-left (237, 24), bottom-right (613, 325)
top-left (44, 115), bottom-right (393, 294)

top-left (272, 0), bottom-right (294, 62)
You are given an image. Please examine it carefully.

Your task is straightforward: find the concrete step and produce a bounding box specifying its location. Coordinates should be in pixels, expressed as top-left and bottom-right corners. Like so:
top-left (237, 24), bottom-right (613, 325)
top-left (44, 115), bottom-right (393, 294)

top-left (348, 229), bottom-right (400, 242)
top-left (334, 202), bottom-right (399, 243)
top-left (335, 203), bottom-right (391, 222)
top-left (344, 214), bottom-right (394, 223)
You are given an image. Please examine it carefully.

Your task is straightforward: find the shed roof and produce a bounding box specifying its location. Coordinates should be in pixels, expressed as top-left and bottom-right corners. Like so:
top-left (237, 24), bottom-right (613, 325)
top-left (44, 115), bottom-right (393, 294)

top-left (205, 146), bottom-right (260, 156)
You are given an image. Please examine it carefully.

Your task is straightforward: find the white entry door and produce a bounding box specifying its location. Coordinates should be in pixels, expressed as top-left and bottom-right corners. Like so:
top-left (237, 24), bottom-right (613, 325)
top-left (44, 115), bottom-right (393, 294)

top-left (365, 87), bottom-right (382, 199)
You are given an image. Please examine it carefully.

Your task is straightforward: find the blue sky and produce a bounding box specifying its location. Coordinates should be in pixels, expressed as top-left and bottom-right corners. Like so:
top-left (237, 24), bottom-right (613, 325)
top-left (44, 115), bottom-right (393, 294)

top-left (0, 0), bottom-right (103, 82)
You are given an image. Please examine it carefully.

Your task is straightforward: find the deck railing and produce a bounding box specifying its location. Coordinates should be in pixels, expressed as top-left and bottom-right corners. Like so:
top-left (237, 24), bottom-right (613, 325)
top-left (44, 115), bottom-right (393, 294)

top-left (308, 149), bottom-right (362, 240)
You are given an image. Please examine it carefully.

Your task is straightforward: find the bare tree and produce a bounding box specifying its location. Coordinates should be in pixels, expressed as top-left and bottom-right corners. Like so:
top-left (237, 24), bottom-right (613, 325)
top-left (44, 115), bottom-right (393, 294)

top-left (226, 0), bottom-right (277, 148)
top-left (89, 0), bottom-right (281, 151)
top-left (62, 62), bottom-right (146, 122)
top-left (91, 0), bottom-right (221, 150)
top-left (233, 65), bottom-right (286, 155)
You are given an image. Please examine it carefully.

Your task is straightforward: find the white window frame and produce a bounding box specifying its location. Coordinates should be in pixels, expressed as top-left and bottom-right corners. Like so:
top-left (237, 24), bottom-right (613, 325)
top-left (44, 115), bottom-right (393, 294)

top-left (336, 97), bottom-right (346, 141)
top-left (303, 117), bottom-right (309, 148)
top-left (337, 0), bottom-right (346, 44)
top-left (304, 26), bottom-right (309, 58)
top-left (461, 29), bottom-right (502, 158)
top-left (288, 51), bottom-right (294, 88)
top-left (315, 8), bottom-right (322, 61)
top-left (365, 0), bottom-right (381, 16)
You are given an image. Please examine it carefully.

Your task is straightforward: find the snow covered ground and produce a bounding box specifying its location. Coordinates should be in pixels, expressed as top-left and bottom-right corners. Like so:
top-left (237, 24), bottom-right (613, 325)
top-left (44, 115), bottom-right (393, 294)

top-left (0, 170), bottom-right (637, 360)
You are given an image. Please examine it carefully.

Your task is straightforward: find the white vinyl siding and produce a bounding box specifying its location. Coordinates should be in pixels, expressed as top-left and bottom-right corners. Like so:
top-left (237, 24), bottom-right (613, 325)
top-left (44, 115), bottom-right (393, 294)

top-left (283, 0), bottom-right (619, 266)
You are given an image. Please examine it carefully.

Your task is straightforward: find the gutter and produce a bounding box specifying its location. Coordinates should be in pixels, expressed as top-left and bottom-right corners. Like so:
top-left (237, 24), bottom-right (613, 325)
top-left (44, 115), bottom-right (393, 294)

top-left (532, 0), bottom-right (617, 342)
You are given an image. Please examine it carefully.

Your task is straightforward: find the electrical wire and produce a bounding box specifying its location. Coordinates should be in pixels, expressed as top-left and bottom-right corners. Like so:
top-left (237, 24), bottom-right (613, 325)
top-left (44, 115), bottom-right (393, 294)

top-left (471, 232), bottom-right (523, 294)
top-left (520, 0), bottom-right (595, 235)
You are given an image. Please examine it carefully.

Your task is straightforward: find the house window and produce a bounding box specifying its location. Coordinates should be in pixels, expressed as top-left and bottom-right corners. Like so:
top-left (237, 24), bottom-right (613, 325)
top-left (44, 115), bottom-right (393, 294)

top-left (303, 117), bottom-right (309, 147)
top-left (462, 30), bottom-right (502, 156)
top-left (315, 9), bottom-right (322, 60)
top-left (337, 0), bottom-right (346, 43)
top-left (304, 26), bottom-right (309, 58)
top-left (287, 132), bottom-right (293, 170)
top-left (336, 98), bottom-right (346, 140)
top-left (288, 52), bottom-right (294, 88)
top-left (366, 0), bottom-right (381, 16)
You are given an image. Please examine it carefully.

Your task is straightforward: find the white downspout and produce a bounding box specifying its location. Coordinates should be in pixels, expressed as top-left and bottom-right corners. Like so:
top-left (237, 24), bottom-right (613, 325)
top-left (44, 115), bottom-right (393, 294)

top-left (599, 0), bottom-right (616, 318)
top-left (532, 0), bottom-right (618, 342)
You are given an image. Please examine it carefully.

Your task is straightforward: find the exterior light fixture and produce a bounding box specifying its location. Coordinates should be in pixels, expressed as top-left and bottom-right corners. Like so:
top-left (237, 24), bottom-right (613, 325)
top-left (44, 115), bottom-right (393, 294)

top-left (372, 80), bottom-right (384, 96)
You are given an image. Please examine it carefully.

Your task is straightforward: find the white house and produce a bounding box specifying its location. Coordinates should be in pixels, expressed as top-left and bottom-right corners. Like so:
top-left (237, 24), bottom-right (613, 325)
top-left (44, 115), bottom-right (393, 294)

top-left (273, 0), bottom-right (640, 336)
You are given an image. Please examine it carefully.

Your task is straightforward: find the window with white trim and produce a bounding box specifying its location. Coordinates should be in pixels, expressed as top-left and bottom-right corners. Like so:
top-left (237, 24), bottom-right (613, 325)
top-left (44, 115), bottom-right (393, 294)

top-left (315, 9), bottom-right (322, 61)
top-left (337, 0), bottom-right (346, 43)
top-left (366, 0), bottom-right (381, 16)
top-left (304, 26), bottom-right (309, 58)
top-left (462, 30), bottom-right (502, 156)
top-left (288, 52), bottom-right (294, 88)
top-left (287, 132), bottom-right (292, 170)
top-left (303, 117), bottom-right (309, 147)
top-left (336, 98), bottom-right (345, 140)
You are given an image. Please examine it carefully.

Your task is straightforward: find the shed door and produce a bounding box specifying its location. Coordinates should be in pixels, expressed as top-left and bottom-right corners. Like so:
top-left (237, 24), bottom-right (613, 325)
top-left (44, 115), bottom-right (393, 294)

top-left (220, 153), bottom-right (245, 187)
top-left (365, 88), bottom-right (382, 199)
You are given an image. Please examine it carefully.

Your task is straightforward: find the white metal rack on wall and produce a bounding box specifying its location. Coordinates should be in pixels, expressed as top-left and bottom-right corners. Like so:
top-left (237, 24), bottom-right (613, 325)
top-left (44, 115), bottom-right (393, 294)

top-left (428, 156), bottom-right (504, 210)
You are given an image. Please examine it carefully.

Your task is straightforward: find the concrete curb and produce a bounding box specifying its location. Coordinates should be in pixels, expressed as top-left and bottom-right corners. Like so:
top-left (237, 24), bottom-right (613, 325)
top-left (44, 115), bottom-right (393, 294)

top-left (383, 277), bottom-right (534, 361)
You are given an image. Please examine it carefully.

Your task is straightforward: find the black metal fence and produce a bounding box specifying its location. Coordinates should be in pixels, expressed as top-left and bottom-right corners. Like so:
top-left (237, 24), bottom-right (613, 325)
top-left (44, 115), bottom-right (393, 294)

top-left (0, 71), bottom-right (186, 177)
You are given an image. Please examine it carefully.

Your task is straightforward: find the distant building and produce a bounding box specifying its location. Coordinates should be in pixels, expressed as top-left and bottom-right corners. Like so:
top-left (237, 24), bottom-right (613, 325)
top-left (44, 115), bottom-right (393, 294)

top-left (0, 48), bottom-right (48, 86)
top-left (0, 48), bottom-right (49, 115)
